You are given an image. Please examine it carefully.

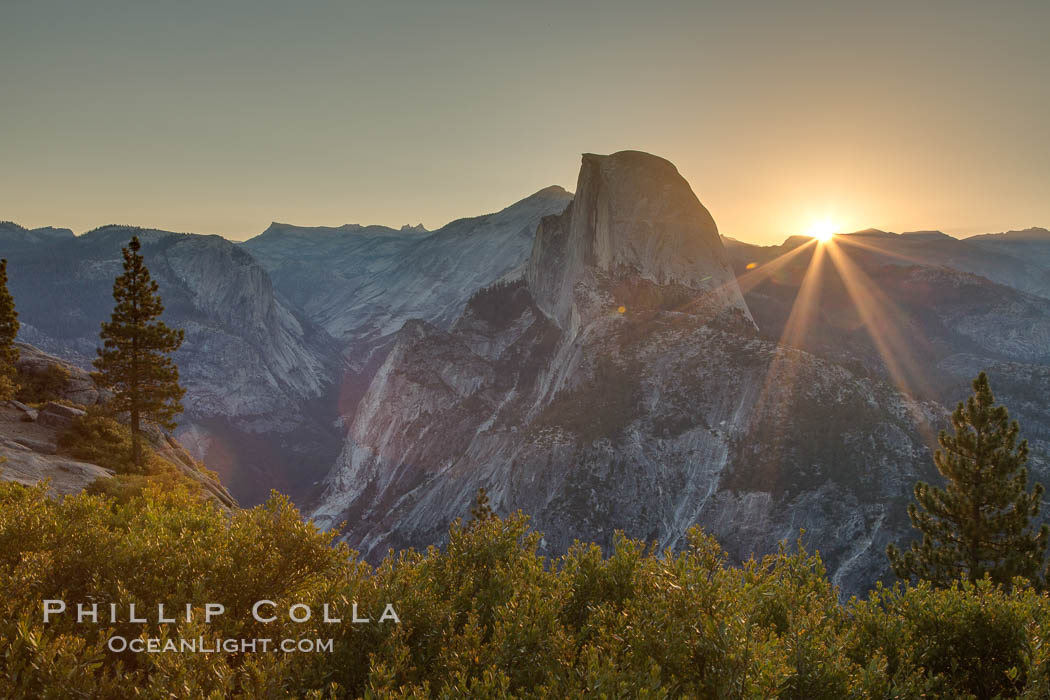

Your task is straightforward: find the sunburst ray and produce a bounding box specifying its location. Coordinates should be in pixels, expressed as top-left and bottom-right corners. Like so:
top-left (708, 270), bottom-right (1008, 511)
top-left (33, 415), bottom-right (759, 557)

top-left (748, 242), bottom-right (829, 441)
top-left (834, 234), bottom-right (929, 265)
top-left (822, 239), bottom-right (937, 441)
top-left (735, 238), bottom-right (819, 295)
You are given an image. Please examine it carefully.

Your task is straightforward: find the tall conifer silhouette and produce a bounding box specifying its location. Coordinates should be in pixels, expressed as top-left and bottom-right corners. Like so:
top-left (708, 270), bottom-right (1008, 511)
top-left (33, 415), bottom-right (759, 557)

top-left (888, 372), bottom-right (1048, 589)
top-left (0, 259), bottom-right (19, 400)
top-left (93, 236), bottom-right (185, 470)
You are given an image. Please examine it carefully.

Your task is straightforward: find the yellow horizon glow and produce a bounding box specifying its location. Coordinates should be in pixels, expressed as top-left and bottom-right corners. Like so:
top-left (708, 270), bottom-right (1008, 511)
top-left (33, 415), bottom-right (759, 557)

top-left (3, 4), bottom-right (1049, 243)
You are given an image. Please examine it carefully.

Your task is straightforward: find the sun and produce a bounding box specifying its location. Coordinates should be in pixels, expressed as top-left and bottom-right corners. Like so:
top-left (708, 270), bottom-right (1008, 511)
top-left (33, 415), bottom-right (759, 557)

top-left (805, 219), bottom-right (837, 243)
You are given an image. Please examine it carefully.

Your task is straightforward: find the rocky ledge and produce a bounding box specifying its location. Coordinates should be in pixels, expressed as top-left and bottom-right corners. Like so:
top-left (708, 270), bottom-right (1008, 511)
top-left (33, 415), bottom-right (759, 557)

top-left (0, 345), bottom-right (236, 508)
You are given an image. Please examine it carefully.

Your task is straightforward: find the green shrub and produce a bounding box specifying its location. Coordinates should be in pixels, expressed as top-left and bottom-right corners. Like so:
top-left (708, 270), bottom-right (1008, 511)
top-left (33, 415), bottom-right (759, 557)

top-left (0, 482), bottom-right (348, 698)
top-left (2, 480), bottom-right (1049, 698)
top-left (85, 464), bottom-right (205, 505)
top-left (850, 579), bottom-right (1045, 698)
top-left (14, 363), bottom-right (70, 404)
top-left (57, 409), bottom-right (144, 474)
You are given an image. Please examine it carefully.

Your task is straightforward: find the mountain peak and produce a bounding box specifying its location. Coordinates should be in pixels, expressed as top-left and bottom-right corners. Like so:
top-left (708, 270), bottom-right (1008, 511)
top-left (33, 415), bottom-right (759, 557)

top-left (582, 150), bottom-right (682, 178)
top-left (525, 151), bottom-right (751, 328)
top-left (781, 235), bottom-right (815, 249)
top-left (254, 222), bottom-right (414, 241)
top-left (520, 185), bottom-right (572, 201)
top-left (902, 230), bottom-right (952, 240)
top-left (0, 221), bottom-right (75, 245)
top-left (848, 228), bottom-right (893, 237)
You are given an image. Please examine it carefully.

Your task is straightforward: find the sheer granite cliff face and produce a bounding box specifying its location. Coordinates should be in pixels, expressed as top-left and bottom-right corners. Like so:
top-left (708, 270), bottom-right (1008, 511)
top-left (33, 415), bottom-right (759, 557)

top-left (526, 152), bottom-right (751, 332)
top-left (311, 152), bottom-right (933, 595)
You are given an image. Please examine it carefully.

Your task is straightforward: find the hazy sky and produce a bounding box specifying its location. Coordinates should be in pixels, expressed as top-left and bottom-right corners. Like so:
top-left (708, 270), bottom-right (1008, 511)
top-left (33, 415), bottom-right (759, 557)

top-left (2, 0), bottom-right (1048, 245)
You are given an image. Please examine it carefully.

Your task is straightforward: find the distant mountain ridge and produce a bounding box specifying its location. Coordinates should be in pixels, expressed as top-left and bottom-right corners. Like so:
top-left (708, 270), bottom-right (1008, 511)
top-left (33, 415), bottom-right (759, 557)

top-left (726, 227), bottom-right (1050, 301)
top-left (0, 221), bottom-right (75, 253)
top-left (241, 186), bottom-right (573, 425)
top-left (242, 186), bottom-right (572, 345)
top-left (967, 226), bottom-right (1050, 241)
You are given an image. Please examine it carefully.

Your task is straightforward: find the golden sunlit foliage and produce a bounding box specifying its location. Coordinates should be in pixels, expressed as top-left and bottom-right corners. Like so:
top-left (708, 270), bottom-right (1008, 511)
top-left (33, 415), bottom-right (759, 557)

top-left (2, 482), bottom-right (1050, 698)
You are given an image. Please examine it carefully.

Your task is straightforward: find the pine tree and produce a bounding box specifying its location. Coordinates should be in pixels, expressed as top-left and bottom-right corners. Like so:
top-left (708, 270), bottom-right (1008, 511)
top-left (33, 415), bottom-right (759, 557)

top-left (93, 236), bottom-right (185, 471)
top-left (887, 372), bottom-right (1048, 589)
top-left (470, 487), bottom-right (495, 522)
top-left (0, 259), bottom-right (19, 400)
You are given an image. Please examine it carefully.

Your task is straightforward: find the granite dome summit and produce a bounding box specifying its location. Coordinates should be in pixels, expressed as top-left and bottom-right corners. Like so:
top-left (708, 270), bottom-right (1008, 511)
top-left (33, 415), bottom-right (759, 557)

top-left (526, 151), bottom-right (751, 330)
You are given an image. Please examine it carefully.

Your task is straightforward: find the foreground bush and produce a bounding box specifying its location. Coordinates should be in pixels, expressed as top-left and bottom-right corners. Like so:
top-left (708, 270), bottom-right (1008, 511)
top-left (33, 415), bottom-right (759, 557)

top-left (2, 481), bottom-right (1050, 698)
top-left (57, 409), bottom-right (141, 472)
top-left (14, 362), bottom-right (69, 404)
top-left (57, 409), bottom-right (180, 477)
top-left (84, 467), bottom-right (207, 504)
